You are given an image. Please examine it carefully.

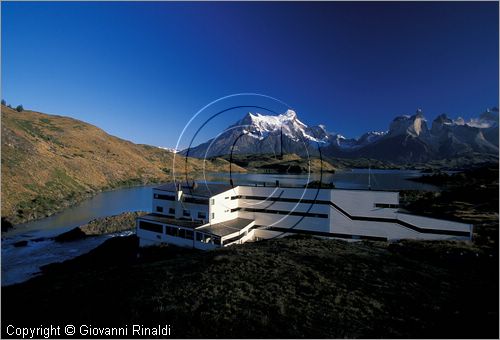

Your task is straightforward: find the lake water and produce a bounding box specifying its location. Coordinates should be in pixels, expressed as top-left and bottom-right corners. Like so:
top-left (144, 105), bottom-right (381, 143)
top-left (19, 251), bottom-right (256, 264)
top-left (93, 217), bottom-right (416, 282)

top-left (3, 184), bottom-right (157, 239)
top-left (1, 169), bottom-right (436, 286)
top-left (1, 184), bottom-right (156, 286)
top-left (204, 169), bottom-right (437, 191)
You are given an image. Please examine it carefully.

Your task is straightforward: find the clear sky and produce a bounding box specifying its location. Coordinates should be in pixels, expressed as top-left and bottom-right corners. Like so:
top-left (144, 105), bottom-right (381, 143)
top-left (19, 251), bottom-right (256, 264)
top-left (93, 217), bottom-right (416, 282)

top-left (2, 1), bottom-right (499, 148)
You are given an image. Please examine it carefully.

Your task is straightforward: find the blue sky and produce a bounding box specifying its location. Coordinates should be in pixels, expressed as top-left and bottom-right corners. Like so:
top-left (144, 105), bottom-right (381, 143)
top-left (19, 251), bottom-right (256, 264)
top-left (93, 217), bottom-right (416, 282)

top-left (2, 1), bottom-right (498, 148)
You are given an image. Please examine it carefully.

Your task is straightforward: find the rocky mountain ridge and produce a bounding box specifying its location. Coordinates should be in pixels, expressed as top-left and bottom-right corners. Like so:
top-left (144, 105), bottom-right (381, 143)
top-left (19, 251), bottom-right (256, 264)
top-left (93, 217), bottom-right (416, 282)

top-left (183, 107), bottom-right (499, 163)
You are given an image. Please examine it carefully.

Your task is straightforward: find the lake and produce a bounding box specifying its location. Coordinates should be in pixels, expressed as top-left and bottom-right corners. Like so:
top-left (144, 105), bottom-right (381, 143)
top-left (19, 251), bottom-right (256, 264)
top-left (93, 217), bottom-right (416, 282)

top-left (204, 169), bottom-right (437, 191)
top-left (1, 169), bottom-right (437, 285)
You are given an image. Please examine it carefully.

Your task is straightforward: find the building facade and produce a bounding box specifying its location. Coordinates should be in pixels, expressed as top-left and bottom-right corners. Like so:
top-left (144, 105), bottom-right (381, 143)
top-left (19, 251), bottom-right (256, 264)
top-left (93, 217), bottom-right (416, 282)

top-left (136, 182), bottom-right (473, 249)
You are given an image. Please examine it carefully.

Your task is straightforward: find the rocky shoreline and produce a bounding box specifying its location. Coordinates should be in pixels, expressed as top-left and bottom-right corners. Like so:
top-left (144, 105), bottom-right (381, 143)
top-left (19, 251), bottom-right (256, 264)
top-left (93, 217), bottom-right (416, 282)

top-left (9, 211), bottom-right (147, 247)
top-left (54, 211), bottom-right (147, 242)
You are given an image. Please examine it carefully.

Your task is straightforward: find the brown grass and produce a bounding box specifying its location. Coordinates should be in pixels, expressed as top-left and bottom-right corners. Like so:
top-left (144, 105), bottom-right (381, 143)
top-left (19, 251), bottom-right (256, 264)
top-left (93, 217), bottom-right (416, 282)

top-left (1, 105), bottom-right (245, 223)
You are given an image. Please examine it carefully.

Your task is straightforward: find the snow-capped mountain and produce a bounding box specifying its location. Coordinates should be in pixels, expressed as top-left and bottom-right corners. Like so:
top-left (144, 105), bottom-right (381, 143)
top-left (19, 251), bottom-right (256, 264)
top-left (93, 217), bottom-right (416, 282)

top-left (477, 108), bottom-right (500, 147)
top-left (328, 131), bottom-right (388, 150)
top-left (182, 108), bottom-right (499, 162)
top-left (330, 134), bottom-right (357, 149)
top-left (236, 110), bottom-right (331, 144)
top-left (183, 110), bottom-right (340, 158)
top-left (357, 131), bottom-right (387, 146)
top-left (428, 109), bottom-right (499, 156)
top-left (467, 108), bottom-right (499, 129)
top-left (352, 108), bottom-right (498, 162)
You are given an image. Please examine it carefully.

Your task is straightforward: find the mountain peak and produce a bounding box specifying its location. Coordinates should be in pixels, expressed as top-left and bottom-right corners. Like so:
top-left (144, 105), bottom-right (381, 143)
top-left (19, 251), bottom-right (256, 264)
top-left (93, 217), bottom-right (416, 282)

top-left (284, 109), bottom-right (297, 119)
top-left (242, 109), bottom-right (299, 125)
top-left (184, 107), bottom-right (498, 160)
top-left (434, 113), bottom-right (452, 124)
top-left (479, 108), bottom-right (499, 124)
top-left (389, 109), bottom-right (429, 137)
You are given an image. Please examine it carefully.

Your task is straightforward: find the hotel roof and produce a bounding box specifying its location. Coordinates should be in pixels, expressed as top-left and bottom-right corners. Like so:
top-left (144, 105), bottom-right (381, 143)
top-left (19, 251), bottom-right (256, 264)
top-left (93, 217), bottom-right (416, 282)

top-left (197, 218), bottom-right (254, 237)
top-left (154, 182), bottom-right (233, 197)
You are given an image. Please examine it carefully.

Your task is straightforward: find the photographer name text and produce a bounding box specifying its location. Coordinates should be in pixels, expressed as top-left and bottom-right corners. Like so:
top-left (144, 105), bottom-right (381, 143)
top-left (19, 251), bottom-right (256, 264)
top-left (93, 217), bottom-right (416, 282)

top-left (6, 324), bottom-right (171, 338)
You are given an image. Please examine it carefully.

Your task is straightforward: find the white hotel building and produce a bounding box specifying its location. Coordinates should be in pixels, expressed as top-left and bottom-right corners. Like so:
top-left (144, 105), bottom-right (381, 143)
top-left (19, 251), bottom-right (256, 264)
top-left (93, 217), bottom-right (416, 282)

top-left (136, 182), bottom-right (472, 249)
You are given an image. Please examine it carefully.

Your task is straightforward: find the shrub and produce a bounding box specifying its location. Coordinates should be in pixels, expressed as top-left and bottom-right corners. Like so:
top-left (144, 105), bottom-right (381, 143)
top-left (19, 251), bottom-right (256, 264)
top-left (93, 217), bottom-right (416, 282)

top-left (15, 105), bottom-right (24, 112)
top-left (1, 99), bottom-right (6, 106)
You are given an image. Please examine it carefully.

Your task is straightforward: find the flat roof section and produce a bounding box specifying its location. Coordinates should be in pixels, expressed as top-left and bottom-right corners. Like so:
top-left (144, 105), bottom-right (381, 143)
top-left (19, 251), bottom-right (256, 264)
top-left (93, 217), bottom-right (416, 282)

top-left (138, 213), bottom-right (204, 229)
top-left (198, 218), bottom-right (254, 237)
top-left (154, 182), bottom-right (400, 198)
top-left (154, 182), bottom-right (233, 197)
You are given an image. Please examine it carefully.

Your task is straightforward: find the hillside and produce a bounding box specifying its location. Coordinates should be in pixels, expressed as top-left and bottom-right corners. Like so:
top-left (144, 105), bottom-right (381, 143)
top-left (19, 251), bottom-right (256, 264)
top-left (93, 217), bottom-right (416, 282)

top-left (1, 105), bottom-right (245, 224)
top-left (2, 235), bottom-right (497, 338)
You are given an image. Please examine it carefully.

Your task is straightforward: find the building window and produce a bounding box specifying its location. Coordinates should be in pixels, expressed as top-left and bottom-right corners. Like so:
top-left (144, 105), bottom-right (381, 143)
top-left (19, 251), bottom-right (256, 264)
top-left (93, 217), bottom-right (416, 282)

top-left (211, 213), bottom-right (215, 219)
top-left (375, 203), bottom-right (399, 209)
top-left (156, 206), bottom-right (163, 213)
top-left (183, 209), bottom-right (190, 217)
top-left (168, 207), bottom-right (175, 215)
top-left (184, 197), bottom-right (209, 205)
top-left (154, 194), bottom-right (175, 201)
top-left (211, 199), bottom-right (215, 205)
top-left (178, 228), bottom-right (186, 239)
top-left (232, 207), bottom-right (328, 218)
top-left (195, 232), bottom-right (214, 244)
top-left (165, 226), bottom-right (193, 239)
top-left (167, 226), bottom-right (182, 237)
top-left (197, 211), bottom-right (206, 219)
top-left (196, 232), bottom-right (203, 242)
top-left (139, 221), bottom-right (163, 233)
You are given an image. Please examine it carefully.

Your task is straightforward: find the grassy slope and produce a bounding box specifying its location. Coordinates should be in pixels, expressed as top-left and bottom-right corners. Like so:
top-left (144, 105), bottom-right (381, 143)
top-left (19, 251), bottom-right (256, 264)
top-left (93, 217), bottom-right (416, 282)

top-left (1, 105), bottom-right (245, 224)
top-left (2, 236), bottom-right (497, 338)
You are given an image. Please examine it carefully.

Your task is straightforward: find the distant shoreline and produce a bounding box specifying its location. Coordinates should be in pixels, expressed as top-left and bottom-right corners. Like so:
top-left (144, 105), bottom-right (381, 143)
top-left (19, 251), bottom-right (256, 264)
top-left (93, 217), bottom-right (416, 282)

top-left (3, 180), bottom-right (163, 229)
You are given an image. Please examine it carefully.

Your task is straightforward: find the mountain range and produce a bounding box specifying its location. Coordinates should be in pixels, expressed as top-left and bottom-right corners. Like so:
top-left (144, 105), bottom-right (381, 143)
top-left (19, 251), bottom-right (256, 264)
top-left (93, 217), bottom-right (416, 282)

top-left (183, 108), bottom-right (499, 163)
